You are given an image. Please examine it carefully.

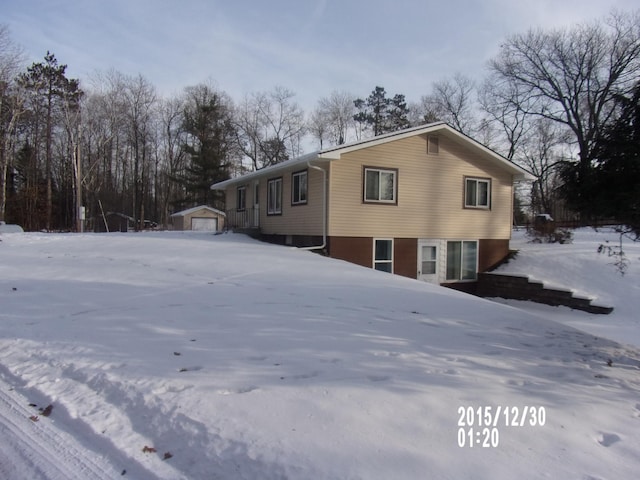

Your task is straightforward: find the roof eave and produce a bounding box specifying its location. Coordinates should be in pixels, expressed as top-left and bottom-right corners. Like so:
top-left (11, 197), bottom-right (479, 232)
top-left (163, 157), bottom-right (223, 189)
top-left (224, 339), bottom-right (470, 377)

top-left (211, 152), bottom-right (324, 190)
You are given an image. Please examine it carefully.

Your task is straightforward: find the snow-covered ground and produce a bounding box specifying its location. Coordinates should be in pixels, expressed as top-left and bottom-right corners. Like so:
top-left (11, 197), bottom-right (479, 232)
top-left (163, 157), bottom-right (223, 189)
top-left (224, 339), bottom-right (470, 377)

top-left (0, 229), bottom-right (639, 479)
top-left (494, 227), bottom-right (640, 348)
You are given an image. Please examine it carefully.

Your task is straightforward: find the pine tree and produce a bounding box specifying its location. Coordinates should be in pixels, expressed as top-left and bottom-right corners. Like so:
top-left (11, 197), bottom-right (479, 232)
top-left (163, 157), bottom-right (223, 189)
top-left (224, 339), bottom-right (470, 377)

top-left (353, 86), bottom-right (410, 136)
top-left (177, 85), bottom-right (236, 209)
top-left (387, 93), bottom-right (411, 132)
top-left (18, 52), bottom-right (82, 230)
top-left (592, 84), bottom-right (640, 236)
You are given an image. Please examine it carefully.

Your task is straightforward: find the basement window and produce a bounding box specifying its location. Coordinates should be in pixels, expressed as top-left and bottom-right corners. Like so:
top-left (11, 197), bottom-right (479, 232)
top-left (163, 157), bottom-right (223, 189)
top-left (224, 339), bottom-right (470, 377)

top-left (446, 241), bottom-right (478, 281)
top-left (374, 239), bottom-right (393, 273)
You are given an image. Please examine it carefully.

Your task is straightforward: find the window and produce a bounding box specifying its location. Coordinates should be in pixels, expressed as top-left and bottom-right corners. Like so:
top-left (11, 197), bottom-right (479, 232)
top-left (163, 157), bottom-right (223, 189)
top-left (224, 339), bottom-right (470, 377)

top-left (446, 241), bottom-right (478, 281)
top-left (374, 239), bottom-right (393, 273)
top-left (236, 186), bottom-right (246, 211)
top-left (465, 177), bottom-right (491, 208)
top-left (364, 167), bottom-right (397, 203)
top-left (267, 177), bottom-right (282, 215)
top-left (291, 170), bottom-right (308, 205)
top-left (421, 245), bottom-right (437, 275)
top-left (427, 135), bottom-right (439, 154)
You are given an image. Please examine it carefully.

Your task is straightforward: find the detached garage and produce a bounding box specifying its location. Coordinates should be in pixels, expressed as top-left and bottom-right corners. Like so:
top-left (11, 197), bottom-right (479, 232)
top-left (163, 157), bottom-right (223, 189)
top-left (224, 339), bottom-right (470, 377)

top-left (170, 206), bottom-right (226, 232)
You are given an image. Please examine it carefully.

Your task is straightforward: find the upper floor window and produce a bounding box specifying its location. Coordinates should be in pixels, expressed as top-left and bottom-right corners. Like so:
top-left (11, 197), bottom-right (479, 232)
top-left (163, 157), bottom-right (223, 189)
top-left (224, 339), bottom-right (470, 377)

top-left (465, 177), bottom-right (491, 208)
top-left (237, 186), bottom-right (246, 211)
top-left (292, 170), bottom-right (308, 205)
top-left (267, 177), bottom-right (282, 215)
top-left (364, 167), bottom-right (397, 204)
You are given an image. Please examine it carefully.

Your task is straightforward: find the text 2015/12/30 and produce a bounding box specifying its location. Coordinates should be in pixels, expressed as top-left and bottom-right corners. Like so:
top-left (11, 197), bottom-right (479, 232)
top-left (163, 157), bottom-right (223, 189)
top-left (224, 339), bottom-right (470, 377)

top-left (457, 406), bottom-right (547, 448)
top-left (458, 405), bottom-right (546, 428)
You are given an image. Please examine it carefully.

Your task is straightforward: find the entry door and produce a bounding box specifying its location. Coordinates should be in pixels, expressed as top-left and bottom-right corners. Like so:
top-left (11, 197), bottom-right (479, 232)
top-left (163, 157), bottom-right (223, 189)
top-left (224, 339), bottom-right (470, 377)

top-left (418, 240), bottom-right (439, 283)
top-left (253, 181), bottom-right (260, 227)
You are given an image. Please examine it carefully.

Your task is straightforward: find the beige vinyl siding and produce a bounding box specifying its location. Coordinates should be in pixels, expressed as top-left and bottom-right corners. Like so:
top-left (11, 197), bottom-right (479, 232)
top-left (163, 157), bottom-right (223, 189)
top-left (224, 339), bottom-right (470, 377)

top-left (256, 166), bottom-right (324, 236)
top-left (328, 134), bottom-right (513, 239)
top-left (176, 208), bottom-right (225, 231)
top-left (225, 188), bottom-right (236, 209)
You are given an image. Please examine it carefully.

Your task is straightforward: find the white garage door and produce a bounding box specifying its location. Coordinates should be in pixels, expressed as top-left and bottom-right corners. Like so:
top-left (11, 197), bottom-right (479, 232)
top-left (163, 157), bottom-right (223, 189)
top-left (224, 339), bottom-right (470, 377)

top-left (191, 217), bottom-right (217, 231)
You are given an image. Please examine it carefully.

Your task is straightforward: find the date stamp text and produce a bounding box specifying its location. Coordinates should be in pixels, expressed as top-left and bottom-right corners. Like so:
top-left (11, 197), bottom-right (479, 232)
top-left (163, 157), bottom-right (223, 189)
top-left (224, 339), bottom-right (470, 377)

top-left (457, 405), bottom-right (546, 448)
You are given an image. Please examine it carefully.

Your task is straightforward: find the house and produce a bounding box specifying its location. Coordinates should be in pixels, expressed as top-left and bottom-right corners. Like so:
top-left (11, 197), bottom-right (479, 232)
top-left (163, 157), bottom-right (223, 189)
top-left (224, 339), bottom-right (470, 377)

top-left (211, 122), bottom-right (533, 285)
top-left (170, 205), bottom-right (226, 232)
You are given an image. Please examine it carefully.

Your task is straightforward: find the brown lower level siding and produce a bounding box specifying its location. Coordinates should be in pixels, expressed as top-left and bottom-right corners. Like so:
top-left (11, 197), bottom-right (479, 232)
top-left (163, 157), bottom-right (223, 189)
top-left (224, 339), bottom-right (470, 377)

top-left (393, 238), bottom-right (418, 279)
top-left (329, 236), bottom-right (510, 281)
top-left (478, 239), bottom-right (510, 272)
top-left (327, 237), bottom-right (372, 269)
top-left (327, 237), bottom-right (416, 279)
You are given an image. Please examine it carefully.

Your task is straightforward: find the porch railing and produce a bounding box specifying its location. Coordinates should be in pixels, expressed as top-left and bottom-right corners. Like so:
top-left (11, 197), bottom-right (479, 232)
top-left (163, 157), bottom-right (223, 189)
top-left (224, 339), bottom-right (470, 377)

top-left (225, 208), bottom-right (260, 230)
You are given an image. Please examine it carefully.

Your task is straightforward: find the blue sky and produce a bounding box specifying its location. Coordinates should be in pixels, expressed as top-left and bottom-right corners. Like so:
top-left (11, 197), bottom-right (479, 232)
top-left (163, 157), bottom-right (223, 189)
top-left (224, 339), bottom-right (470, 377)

top-left (3, 0), bottom-right (637, 109)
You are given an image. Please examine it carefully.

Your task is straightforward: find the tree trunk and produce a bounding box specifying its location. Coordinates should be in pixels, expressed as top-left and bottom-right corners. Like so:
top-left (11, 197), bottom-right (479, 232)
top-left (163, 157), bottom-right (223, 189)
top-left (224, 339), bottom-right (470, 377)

top-left (46, 86), bottom-right (53, 231)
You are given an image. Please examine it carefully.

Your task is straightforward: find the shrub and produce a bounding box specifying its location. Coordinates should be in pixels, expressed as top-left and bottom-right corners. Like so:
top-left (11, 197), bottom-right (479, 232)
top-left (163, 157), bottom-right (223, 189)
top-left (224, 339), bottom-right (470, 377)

top-left (528, 226), bottom-right (573, 244)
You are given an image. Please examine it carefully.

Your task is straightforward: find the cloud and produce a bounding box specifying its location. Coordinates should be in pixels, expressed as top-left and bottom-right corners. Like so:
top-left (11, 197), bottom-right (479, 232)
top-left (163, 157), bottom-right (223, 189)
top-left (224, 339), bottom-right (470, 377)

top-left (4, 0), bottom-right (637, 111)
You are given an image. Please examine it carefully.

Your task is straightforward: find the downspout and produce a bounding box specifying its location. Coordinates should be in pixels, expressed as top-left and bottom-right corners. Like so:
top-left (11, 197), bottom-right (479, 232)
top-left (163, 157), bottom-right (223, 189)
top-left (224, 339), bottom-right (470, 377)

top-left (299, 162), bottom-right (327, 251)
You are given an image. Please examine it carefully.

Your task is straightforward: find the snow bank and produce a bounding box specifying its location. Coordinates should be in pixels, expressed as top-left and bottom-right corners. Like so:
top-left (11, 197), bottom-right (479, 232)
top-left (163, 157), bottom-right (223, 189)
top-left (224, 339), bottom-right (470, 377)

top-left (0, 221), bottom-right (24, 234)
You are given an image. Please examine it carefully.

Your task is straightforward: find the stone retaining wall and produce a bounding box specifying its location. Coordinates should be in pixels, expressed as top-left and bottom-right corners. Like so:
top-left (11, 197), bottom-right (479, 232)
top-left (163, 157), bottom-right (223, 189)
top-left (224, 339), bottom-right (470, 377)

top-left (476, 273), bottom-right (613, 315)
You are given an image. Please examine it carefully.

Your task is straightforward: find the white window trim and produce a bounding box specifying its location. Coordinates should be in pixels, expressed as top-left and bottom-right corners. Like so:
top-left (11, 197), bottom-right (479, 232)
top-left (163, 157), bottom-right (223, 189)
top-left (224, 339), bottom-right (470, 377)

top-left (364, 167), bottom-right (397, 203)
top-left (373, 238), bottom-right (394, 273)
top-left (418, 239), bottom-right (444, 283)
top-left (291, 170), bottom-right (308, 205)
top-left (419, 243), bottom-right (438, 276)
top-left (267, 177), bottom-right (282, 215)
top-left (464, 177), bottom-right (491, 209)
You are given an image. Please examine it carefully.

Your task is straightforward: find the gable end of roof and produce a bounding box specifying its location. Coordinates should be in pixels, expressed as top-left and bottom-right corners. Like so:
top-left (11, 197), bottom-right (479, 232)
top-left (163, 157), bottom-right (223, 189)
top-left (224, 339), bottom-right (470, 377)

top-left (211, 122), bottom-right (533, 189)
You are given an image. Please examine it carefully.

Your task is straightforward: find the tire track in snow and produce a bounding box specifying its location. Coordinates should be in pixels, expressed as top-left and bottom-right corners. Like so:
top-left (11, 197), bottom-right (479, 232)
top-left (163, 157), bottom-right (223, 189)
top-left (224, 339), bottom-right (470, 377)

top-left (0, 378), bottom-right (120, 479)
top-left (0, 374), bottom-right (162, 480)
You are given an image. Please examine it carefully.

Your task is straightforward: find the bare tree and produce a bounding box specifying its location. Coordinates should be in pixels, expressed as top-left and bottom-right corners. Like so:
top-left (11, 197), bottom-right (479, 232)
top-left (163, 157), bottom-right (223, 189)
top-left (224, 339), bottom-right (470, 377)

top-left (478, 74), bottom-right (534, 161)
top-left (420, 73), bottom-right (477, 134)
top-left (121, 74), bottom-right (157, 229)
top-left (489, 10), bottom-right (640, 169)
top-left (156, 95), bottom-right (187, 226)
top-left (315, 90), bottom-right (356, 147)
top-left (60, 83), bottom-right (84, 231)
top-left (518, 119), bottom-right (571, 216)
top-left (308, 107), bottom-right (329, 150)
top-left (0, 25), bottom-right (26, 222)
top-left (81, 70), bottom-right (130, 223)
top-left (235, 86), bottom-right (305, 170)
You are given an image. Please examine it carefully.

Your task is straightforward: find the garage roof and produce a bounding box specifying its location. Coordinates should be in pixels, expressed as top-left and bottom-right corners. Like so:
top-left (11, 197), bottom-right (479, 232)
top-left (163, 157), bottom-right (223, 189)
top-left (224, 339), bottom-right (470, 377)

top-left (170, 205), bottom-right (226, 217)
